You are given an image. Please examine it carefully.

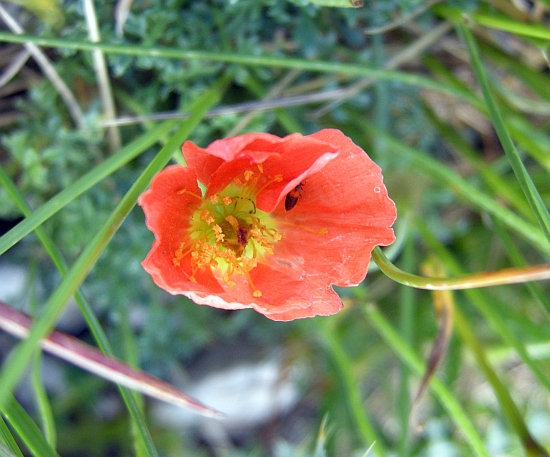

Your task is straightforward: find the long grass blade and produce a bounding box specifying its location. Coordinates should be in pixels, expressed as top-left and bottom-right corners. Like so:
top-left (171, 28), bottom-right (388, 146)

top-left (0, 119), bottom-right (178, 256)
top-left (364, 305), bottom-right (490, 457)
top-left (0, 417), bottom-right (23, 457)
top-left (0, 76), bottom-right (229, 412)
top-left (2, 396), bottom-right (60, 457)
top-left (453, 305), bottom-right (549, 456)
top-left (458, 21), bottom-right (550, 245)
top-left (0, 166), bottom-right (159, 456)
top-left (0, 301), bottom-right (222, 417)
top-left (365, 126), bottom-right (550, 258)
top-left (0, 31), bottom-right (478, 105)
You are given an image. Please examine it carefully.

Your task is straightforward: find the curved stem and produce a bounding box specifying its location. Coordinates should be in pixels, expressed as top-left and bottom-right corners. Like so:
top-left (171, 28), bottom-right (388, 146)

top-left (372, 246), bottom-right (550, 290)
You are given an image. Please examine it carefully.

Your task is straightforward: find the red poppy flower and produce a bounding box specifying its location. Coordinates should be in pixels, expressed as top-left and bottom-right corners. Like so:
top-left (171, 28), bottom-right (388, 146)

top-left (139, 129), bottom-right (396, 321)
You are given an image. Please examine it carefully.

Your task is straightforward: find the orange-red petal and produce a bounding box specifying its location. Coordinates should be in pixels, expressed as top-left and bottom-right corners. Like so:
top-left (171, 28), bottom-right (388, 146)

top-left (141, 129), bottom-right (397, 321)
top-left (139, 165), bottom-right (224, 295)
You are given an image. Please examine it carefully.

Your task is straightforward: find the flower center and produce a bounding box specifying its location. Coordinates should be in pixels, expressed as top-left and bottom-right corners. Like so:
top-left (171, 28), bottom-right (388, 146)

top-left (174, 167), bottom-right (282, 297)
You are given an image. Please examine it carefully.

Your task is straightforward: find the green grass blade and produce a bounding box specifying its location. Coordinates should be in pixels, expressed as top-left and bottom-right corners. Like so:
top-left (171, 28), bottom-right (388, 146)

top-left (2, 395), bottom-right (60, 457)
top-left (0, 167), bottom-right (157, 457)
top-left (434, 5), bottom-right (550, 42)
top-left (0, 417), bottom-right (23, 457)
top-left (0, 119), bottom-right (178, 256)
top-left (31, 354), bottom-right (56, 448)
top-left (491, 217), bottom-right (550, 319)
top-left (0, 31), bottom-right (478, 105)
top-left (479, 40), bottom-right (550, 102)
top-left (397, 238), bottom-right (415, 457)
top-left (418, 223), bottom-right (550, 395)
top-left (424, 54), bottom-right (550, 173)
top-left (317, 319), bottom-right (387, 456)
top-left (364, 126), bottom-right (550, 258)
top-left (458, 21), bottom-right (550, 245)
top-left (470, 12), bottom-right (550, 41)
top-left (422, 104), bottom-right (534, 222)
top-left (364, 305), bottom-right (490, 457)
top-left (453, 307), bottom-right (548, 456)
top-left (0, 77), bottom-right (228, 417)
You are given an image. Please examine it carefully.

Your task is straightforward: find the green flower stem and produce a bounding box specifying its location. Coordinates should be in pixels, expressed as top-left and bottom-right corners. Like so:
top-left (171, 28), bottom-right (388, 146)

top-left (0, 119), bottom-right (178, 257)
top-left (491, 217), bottom-right (550, 319)
top-left (364, 304), bottom-right (489, 457)
top-left (0, 31), bottom-right (477, 105)
top-left (0, 77), bottom-right (228, 413)
top-left (372, 246), bottom-right (550, 290)
top-left (458, 21), bottom-right (550, 245)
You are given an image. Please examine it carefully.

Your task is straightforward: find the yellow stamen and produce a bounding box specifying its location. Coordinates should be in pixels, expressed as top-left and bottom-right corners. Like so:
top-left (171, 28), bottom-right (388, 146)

top-left (179, 165), bottom-right (284, 296)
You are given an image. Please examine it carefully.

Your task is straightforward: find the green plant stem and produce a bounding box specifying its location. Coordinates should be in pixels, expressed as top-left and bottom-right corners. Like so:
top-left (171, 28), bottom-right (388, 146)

top-left (0, 77), bottom-right (228, 415)
top-left (372, 247), bottom-right (550, 290)
top-left (491, 217), bottom-right (550, 320)
top-left (418, 223), bottom-right (550, 397)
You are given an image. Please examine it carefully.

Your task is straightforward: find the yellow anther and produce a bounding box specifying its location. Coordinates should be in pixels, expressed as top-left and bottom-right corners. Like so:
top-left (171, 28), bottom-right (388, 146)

top-left (185, 174), bottom-right (284, 297)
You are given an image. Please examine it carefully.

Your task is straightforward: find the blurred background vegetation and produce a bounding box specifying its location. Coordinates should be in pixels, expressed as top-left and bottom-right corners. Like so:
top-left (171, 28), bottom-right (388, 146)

top-left (1, 0), bottom-right (550, 455)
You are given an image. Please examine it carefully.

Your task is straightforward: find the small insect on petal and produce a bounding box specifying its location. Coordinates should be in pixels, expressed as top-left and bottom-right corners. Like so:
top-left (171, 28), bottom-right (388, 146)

top-left (285, 182), bottom-right (304, 212)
